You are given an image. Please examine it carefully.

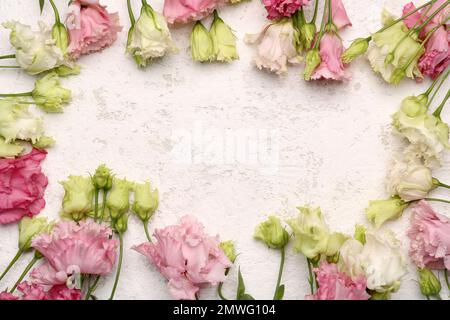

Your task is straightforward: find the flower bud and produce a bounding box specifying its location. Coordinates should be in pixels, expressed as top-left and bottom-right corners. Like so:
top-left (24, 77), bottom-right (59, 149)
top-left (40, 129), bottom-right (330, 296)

top-left (366, 197), bottom-right (408, 228)
top-left (210, 10), bottom-right (238, 62)
top-left (384, 52), bottom-right (394, 65)
top-left (354, 224), bottom-right (366, 244)
top-left (389, 67), bottom-right (406, 85)
top-left (303, 49), bottom-right (321, 81)
top-left (369, 291), bottom-right (391, 300)
top-left (400, 94), bottom-right (428, 117)
top-left (418, 268), bottom-right (441, 298)
top-left (132, 182), bottom-right (159, 222)
top-left (106, 178), bottom-right (133, 221)
top-left (0, 137), bottom-right (23, 158)
top-left (254, 216), bottom-right (289, 249)
top-left (54, 64), bottom-right (81, 77)
top-left (18, 216), bottom-right (50, 251)
top-left (32, 136), bottom-right (55, 150)
top-left (190, 21), bottom-right (214, 62)
top-left (32, 72), bottom-right (71, 113)
top-left (342, 37), bottom-right (369, 64)
top-left (52, 23), bottom-right (69, 54)
top-left (60, 176), bottom-right (95, 221)
top-left (299, 23), bottom-right (316, 51)
top-left (92, 164), bottom-right (113, 190)
top-left (114, 214), bottom-right (129, 234)
top-left (220, 240), bottom-right (237, 263)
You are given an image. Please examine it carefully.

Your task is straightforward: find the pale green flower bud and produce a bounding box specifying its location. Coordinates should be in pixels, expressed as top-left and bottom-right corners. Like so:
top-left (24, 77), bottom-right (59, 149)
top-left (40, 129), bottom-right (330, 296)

top-left (32, 73), bottom-right (71, 113)
top-left (354, 224), bottom-right (366, 244)
top-left (106, 178), bottom-right (133, 221)
top-left (389, 67), bottom-right (406, 85)
top-left (0, 137), bottom-right (23, 158)
top-left (418, 268), bottom-right (441, 298)
top-left (92, 164), bottom-right (113, 190)
top-left (342, 37), bottom-right (369, 64)
top-left (52, 23), bottom-right (69, 54)
top-left (366, 197), bottom-right (408, 228)
top-left (210, 10), bottom-right (239, 62)
top-left (299, 23), bottom-right (316, 51)
top-left (325, 232), bottom-right (348, 257)
top-left (60, 176), bottom-right (95, 221)
top-left (18, 216), bottom-right (50, 251)
top-left (400, 94), bottom-right (428, 117)
top-left (32, 136), bottom-right (55, 150)
top-left (132, 182), bottom-right (159, 222)
top-left (254, 216), bottom-right (289, 249)
top-left (54, 64), bottom-right (81, 77)
top-left (303, 49), bottom-right (321, 81)
top-left (114, 214), bottom-right (129, 234)
top-left (370, 291), bottom-right (391, 300)
top-left (220, 240), bottom-right (237, 263)
top-left (190, 21), bottom-right (214, 62)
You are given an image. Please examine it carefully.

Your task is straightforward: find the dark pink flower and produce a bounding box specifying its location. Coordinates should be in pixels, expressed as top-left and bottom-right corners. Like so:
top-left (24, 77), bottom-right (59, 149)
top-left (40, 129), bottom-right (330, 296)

top-left (163, 0), bottom-right (225, 25)
top-left (0, 149), bottom-right (48, 225)
top-left (408, 200), bottom-right (450, 270)
top-left (311, 32), bottom-right (350, 81)
top-left (306, 262), bottom-right (369, 300)
top-left (31, 219), bottom-right (118, 286)
top-left (263, 0), bottom-right (310, 20)
top-left (133, 215), bottom-right (232, 300)
top-left (15, 282), bottom-right (81, 300)
top-left (0, 292), bottom-right (18, 300)
top-left (66, 0), bottom-right (122, 59)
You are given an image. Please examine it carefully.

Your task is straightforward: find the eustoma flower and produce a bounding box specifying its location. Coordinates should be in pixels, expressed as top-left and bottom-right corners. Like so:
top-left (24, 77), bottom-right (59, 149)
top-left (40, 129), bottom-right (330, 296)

top-left (31, 219), bottom-right (118, 287)
top-left (66, 0), bottom-right (122, 59)
top-left (407, 200), bottom-right (450, 270)
top-left (0, 149), bottom-right (48, 225)
top-left (263, 0), bottom-right (310, 20)
top-left (127, 0), bottom-right (177, 67)
top-left (31, 73), bottom-right (72, 113)
top-left (163, 0), bottom-right (225, 25)
top-left (60, 176), bottom-right (95, 221)
top-left (133, 215), bottom-right (232, 300)
top-left (306, 262), bottom-right (369, 300)
top-left (245, 18), bottom-right (301, 74)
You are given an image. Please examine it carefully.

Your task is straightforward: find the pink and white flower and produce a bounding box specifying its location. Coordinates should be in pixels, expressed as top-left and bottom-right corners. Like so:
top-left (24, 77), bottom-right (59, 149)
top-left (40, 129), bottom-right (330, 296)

top-left (163, 0), bottom-right (225, 25)
top-left (31, 219), bottom-right (118, 286)
top-left (66, 0), bottom-right (122, 59)
top-left (263, 0), bottom-right (310, 20)
top-left (327, 0), bottom-right (352, 30)
top-left (408, 200), bottom-right (450, 270)
top-left (133, 215), bottom-right (232, 300)
top-left (0, 149), bottom-right (48, 225)
top-left (306, 262), bottom-right (369, 300)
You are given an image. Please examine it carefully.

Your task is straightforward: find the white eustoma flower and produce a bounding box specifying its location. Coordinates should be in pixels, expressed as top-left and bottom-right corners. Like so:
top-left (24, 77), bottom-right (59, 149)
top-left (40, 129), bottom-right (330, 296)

top-left (387, 157), bottom-right (434, 201)
top-left (0, 100), bottom-right (44, 144)
top-left (340, 231), bottom-right (406, 293)
top-left (127, 4), bottom-right (176, 67)
top-left (3, 21), bottom-right (65, 75)
top-left (244, 18), bottom-right (301, 75)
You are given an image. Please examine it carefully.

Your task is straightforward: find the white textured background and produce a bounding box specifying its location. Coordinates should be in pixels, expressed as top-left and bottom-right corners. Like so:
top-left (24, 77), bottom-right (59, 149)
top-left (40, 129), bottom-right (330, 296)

top-left (0, 0), bottom-right (449, 300)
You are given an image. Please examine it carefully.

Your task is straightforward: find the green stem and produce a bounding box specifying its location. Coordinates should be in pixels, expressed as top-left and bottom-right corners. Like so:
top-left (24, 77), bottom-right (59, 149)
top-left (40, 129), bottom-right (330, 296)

top-left (217, 268), bottom-right (230, 300)
top-left (425, 69), bottom-right (449, 97)
top-left (84, 276), bottom-right (100, 300)
top-left (48, 0), bottom-right (61, 24)
top-left (10, 254), bottom-right (40, 293)
top-left (0, 99), bottom-right (36, 105)
top-left (436, 180), bottom-right (450, 189)
top-left (0, 250), bottom-right (23, 283)
top-left (0, 92), bottom-right (33, 97)
top-left (0, 54), bottom-right (15, 60)
top-left (306, 258), bottom-right (315, 294)
top-left (127, 0), bottom-right (135, 26)
top-left (432, 89), bottom-right (450, 119)
top-left (377, 0), bottom-right (435, 34)
top-left (424, 197), bottom-right (450, 204)
top-left (273, 246), bottom-right (285, 300)
top-left (143, 221), bottom-right (152, 243)
top-left (327, 0), bottom-right (332, 26)
top-left (314, 0), bottom-right (329, 49)
top-left (108, 233), bottom-right (124, 300)
top-left (445, 269), bottom-right (450, 290)
top-left (94, 188), bottom-right (99, 222)
top-left (428, 69), bottom-right (450, 108)
top-left (101, 190), bottom-right (107, 221)
top-left (311, 0), bottom-right (320, 24)
top-left (416, 0), bottom-right (450, 33)
top-left (0, 66), bottom-right (20, 69)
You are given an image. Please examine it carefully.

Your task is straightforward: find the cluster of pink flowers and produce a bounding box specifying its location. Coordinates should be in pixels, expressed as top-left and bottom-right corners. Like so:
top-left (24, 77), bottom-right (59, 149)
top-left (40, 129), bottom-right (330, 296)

top-left (408, 200), bottom-right (450, 270)
top-left (402, 0), bottom-right (450, 79)
top-left (163, 0), bottom-right (225, 24)
top-left (263, 0), bottom-right (310, 20)
top-left (66, 0), bottom-right (122, 59)
top-left (306, 262), bottom-right (369, 300)
top-left (0, 149), bottom-right (48, 225)
top-left (133, 215), bottom-right (232, 300)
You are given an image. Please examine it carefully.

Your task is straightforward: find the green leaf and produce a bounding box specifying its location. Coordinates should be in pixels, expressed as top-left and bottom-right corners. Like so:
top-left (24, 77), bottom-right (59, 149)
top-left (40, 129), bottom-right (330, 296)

top-left (236, 267), bottom-right (245, 300)
top-left (240, 294), bottom-right (255, 300)
top-left (274, 284), bottom-right (285, 300)
top-left (39, 0), bottom-right (45, 13)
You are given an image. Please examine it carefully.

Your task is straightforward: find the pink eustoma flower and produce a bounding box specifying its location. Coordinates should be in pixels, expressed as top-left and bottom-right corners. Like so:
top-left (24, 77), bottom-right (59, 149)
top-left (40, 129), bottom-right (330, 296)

top-left (66, 0), bottom-right (122, 59)
top-left (0, 292), bottom-right (18, 300)
top-left (306, 262), bottom-right (369, 300)
top-left (263, 0), bottom-right (310, 20)
top-left (163, 0), bottom-right (225, 25)
top-left (408, 200), bottom-right (450, 270)
top-left (31, 219), bottom-right (118, 286)
top-left (311, 32), bottom-right (350, 81)
top-left (0, 149), bottom-right (48, 225)
top-left (327, 0), bottom-right (352, 30)
top-left (133, 215), bottom-right (232, 300)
